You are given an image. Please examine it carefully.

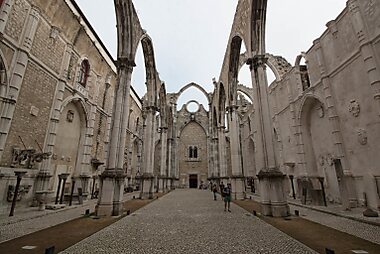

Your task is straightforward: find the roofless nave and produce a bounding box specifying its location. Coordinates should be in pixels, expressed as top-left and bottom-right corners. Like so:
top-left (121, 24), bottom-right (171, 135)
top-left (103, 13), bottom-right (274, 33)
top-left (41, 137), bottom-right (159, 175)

top-left (0, 0), bottom-right (379, 221)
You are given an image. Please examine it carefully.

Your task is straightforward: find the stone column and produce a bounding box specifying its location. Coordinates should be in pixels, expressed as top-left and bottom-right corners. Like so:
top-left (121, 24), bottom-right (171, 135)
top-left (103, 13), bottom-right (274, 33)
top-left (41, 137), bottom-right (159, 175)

top-left (78, 101), bottom-right (96, 197)
top-left (140, 106), bottom-right (156, 199)
top-left (347, 0), bottom-right (380, 117)
top-left (96, 59), bottom-right (133, 216)
top-left (34, 44), bottom-right (73, 203)
top-left (212, 135), bottom-right (219, 179)
top-left (167, 137), bottom-right (173, 190)
top-left (217, 126), bottom-right (227, 179)
top-left (159, 127), bottom-right (168, 192)
top-left (228, 105), bottom-right (245, 199)
top-left (0, 5), bottom-right (40, 160)
top-left (0, 0), bottom-right (14, 35)
top-left (313, 38), bottom-right (354, 209)
top-left (247, 55), bottom-right (289, 217)
top-left (172, 102), bottom-right (179, 187)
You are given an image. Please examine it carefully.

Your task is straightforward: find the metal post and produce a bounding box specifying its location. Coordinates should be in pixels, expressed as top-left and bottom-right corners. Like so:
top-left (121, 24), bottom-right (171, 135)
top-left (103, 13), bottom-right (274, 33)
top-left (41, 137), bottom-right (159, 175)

top-left (69, 178), bottom-right (75, 206)
top-left (91, 175), bottom-right (96, 199)
top-left (55, 176), bottom-right (62, 204)
top-left (9, 171), bottom-right (27, 217)
top-left (289, 175), bottom-right (296, 199)
top-left (318, 177), bottom-right (327, 206)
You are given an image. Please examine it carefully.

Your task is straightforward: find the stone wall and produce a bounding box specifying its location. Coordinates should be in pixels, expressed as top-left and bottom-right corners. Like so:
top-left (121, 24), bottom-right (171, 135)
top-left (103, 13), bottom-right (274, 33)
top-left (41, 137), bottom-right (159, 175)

top-left (177, 104), bottom-right (209, 188)
top-left (267, 0), bottom-right (380, 208)
top-left (0, 0), bottom-right (142, 210)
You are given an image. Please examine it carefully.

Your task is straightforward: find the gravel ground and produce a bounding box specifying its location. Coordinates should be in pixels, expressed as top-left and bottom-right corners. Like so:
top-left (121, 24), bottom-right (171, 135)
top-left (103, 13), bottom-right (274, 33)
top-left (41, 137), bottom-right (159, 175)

top-left (0, 192), bottom-right (138, 243)
top-left (61, 189), bottom-right (316, 254)
top-left (289, 205), bottom-right (380, 245)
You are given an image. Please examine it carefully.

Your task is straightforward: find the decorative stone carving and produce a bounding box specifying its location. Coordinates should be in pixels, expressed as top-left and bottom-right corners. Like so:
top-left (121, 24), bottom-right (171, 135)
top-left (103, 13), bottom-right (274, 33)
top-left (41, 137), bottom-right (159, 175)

top-left (348, 99), bottom-right (360, 117)
top-left (318, 155), bottom-right (325, 166)
top-left (326, 154), bottom-right (334, 166)
top-left (357, 128), bottom-right (368, 145)
top-left (11, 148), bottom-right (52, 169)
top-left (67, 110), bottom-right (74, 122)
top-left (317, 105), bottom-right (324, 118)
top-left (7, 184), bottom-right (31, 202)
top-left (30, 106), bottom-right (39, 116)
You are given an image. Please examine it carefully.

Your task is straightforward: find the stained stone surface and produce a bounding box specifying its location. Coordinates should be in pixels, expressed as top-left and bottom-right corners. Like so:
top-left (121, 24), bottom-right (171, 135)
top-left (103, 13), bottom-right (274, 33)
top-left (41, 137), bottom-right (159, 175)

top-left (61, 189), bottom-right (316, 254)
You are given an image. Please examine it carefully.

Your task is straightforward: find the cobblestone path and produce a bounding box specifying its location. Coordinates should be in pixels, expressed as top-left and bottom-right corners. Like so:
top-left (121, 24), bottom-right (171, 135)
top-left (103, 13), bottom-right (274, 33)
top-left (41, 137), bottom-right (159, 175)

top-left (289, 205), bottom-right (380, 245)
top-left (62, 189), bottom-right (316, 254)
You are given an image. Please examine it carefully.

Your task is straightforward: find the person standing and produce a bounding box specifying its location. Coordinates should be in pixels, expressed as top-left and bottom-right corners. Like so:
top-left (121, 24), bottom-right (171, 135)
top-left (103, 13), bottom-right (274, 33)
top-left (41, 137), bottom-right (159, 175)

top-left (223, 183), bottom-right (232, 212)
top-left (219, 182), bottom-right (225, 200)
top-left (212, 184), bottom-right (218, 201)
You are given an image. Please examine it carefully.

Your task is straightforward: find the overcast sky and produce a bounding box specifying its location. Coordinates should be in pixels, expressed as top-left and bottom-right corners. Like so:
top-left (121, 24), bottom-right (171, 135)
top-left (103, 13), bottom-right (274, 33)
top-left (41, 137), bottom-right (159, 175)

top-left (74, 0), bottom-right (346, 109)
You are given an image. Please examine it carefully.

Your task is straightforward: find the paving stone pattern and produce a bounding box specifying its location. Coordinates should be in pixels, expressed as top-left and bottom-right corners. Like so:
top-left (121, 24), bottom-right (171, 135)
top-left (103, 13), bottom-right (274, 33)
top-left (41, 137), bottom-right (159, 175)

top-left (62, 190), bottom-right (316, 254)
top-left (289, 205), bottom-right (380, 245)
top-left (0, 192), bottom-right (138, 243)
top-left (0, 201), bottom-right (96, 243)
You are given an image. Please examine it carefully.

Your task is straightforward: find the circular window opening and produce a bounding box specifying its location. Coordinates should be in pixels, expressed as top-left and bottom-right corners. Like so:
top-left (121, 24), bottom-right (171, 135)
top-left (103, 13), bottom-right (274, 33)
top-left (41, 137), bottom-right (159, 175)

top-left (186, 101), bottom-right (199, 113)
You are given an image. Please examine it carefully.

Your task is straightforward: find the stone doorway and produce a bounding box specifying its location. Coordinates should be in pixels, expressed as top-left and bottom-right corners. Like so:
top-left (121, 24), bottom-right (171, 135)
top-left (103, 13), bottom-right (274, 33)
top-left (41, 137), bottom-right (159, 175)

top-left (189, 174), bottom-right (198, 188)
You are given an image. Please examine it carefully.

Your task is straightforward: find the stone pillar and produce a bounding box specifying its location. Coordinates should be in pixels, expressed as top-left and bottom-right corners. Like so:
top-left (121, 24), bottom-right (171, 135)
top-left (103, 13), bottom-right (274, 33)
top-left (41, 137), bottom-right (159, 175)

top-left (313, 38), bottom-right (354, 209)
top-left (212, 136), bottom-right (219, 179)
top-left (217, 126), bottom-right (227, 179)
top-left (228, 105), bottom-right (245, 199)
top-left (172, 102), bottom-right (179, 187)
top-left (96, 59), bottom-right (133, 216)
top-left (140, 106), bottom-right (156, 199)
top-left (78, 101), bottom-right (97, 197)
top-left (0, 5), bottom-right (40, 160)
top-left (247, 55), bottom-right (289, 217)
top-left (34, 44), bottom-right (74, 203)
top-left (0, 0), bottom-right (14, 34)
top-left (167, 137), bottom-right (173, 190)
top-left (347, 0), bottom-right (380, 117)
top-left (159, 127), bottom-right (168, 192)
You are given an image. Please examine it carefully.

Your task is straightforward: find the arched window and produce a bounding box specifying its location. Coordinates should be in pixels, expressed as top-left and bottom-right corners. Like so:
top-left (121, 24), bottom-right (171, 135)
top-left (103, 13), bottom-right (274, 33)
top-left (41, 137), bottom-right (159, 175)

top-left (296, 55), bottom-right (310, 91)
top-left (188, 146), bottom-right (193, 158)
top-left (135, 117), bottom-right (139, 132)
top-left (300, 65), bottom-right (311, 91)
top-left (188, 146), bottom-right (198, 159)
top-left (193, 146), bottom-right (198, 159)
top-left (79, 59), bottom-right (90, 87)
top-left (0, 57), bottom-right (7, 97)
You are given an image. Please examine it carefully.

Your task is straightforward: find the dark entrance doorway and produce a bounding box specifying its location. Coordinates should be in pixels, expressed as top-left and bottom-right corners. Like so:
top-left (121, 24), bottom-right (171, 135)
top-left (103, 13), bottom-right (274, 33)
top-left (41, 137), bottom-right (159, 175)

top-left (189, 174), bottom-right (198, 188)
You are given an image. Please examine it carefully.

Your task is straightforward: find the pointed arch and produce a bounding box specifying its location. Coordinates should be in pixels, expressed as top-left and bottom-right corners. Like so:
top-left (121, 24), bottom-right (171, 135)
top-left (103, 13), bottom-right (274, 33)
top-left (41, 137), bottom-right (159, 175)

top-left (250, 0), bottom-right (268, 54)
top-left (159, 83), bottom-right (167, 128)
top-left (114, 0), bottom-right (135, 61)
top-left (0, 50), bottom-right (8, 97)
top-left (176, 82), bottom-right (210, 105)
top-left (60, 96), bottom-right (89, 128)
top-left (228, 36), bottom-right (243, 105)
top-left (218, 83), bottom-right (226, 126)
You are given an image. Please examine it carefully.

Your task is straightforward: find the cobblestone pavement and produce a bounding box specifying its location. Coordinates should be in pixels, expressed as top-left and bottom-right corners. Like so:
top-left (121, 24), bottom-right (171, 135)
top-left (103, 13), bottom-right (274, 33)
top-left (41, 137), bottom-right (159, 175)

top-left (288, 205), bottom-right (380, 245)
top-left (0, 192), bottom-right (138, 243)
top-left (246, 193), bottom-right (380, 245)
top-left (62, 189), bottom-right (316, 254)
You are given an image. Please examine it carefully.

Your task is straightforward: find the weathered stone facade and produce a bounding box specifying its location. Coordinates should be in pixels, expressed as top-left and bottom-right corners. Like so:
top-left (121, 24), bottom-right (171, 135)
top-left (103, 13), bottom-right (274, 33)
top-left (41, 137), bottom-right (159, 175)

top-left (267, 0), bottom-right (380, 210)
top-left (1, 0), bottom-right (379, 218)
top-left (0, 0), bottom-right (142, 213)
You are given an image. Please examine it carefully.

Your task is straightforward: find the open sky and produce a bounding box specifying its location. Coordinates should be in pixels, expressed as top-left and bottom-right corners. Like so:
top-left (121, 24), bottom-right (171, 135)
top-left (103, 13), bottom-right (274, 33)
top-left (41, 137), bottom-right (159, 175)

top-left (74, 0), bottom-right (346, 110)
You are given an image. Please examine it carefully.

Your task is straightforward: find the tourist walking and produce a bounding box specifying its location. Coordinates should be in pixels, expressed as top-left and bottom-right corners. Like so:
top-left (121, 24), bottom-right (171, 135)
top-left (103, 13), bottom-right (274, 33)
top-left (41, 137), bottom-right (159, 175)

top-left (223, 183), bottom-right (232, 212)
top-left (212, 184), bottom-right (217, 201)
top-left (219, 182), bottom-right (225, 200)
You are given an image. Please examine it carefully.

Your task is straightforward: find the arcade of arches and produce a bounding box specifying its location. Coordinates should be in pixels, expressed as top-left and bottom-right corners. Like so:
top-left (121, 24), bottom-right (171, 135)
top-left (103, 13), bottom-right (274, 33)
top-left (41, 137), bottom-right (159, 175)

top-left (0, 0), bottom-right (379, 219)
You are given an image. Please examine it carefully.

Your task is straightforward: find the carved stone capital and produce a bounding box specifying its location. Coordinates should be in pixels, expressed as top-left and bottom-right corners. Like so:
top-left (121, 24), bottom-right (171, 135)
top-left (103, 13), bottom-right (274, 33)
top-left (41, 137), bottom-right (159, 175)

top-left (247, 55), bottom-right (268, 70)
top-left (116, 57), bottom-right (136, 71)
